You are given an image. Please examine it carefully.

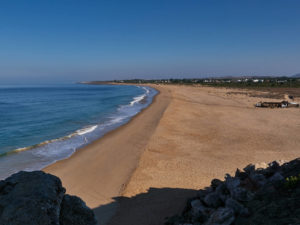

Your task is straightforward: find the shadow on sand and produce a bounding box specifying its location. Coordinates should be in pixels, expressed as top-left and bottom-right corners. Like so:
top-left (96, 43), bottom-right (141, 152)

top-left (93, 187), bottom-right (198, 225)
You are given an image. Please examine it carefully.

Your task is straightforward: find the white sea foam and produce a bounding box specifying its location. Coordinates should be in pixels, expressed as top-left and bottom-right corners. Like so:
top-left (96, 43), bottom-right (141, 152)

top-left (142, 87), bottom-right (150, 94)
top-left (5, 87), bottom-right (153, 158)
top-left (76, 125), bottom-right (98, 135)
top-left (109, 116), bottom-right (126, 124)
top-left (130, 94), bottom-right (146, 106)
top-left (0, 86), bottom-right (157, 180)
top-left (129, 87), bottom-right (149, 106)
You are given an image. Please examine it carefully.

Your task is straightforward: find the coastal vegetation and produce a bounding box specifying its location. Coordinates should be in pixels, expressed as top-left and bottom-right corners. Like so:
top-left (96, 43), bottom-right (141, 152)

top-left (102, 76), bottom-right (300, 98)
top-left (285, 174), bottom-right (300, 189)
top-left (112, 76), bottom-right (300, 88)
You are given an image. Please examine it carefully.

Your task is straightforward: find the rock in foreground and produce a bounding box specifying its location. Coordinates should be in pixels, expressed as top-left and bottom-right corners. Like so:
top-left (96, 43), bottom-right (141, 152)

top-left (166, 158), bottom-right (300, 225)
top-left (0, 171), bottom-right (97, 225)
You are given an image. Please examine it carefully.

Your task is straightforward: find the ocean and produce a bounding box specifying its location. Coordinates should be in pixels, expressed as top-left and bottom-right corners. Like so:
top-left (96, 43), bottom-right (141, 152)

top-left (0, 84), bottom-right (157, 179)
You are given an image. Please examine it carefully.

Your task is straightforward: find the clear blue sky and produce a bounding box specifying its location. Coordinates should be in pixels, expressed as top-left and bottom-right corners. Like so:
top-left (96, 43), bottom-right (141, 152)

top-left (1, 0), bottom-right (300, 84)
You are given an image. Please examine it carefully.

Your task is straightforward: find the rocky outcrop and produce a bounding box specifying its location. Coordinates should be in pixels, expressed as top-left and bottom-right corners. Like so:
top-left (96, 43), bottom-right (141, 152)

top-left (166, 158), bottom-right (300, 225)
top-left (0, 171), bottom-right (97, 225)
top-left (60, 195), bottom-right (97, 225)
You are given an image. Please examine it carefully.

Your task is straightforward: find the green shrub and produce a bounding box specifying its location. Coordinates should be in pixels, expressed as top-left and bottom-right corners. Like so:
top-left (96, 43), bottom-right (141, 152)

top-left (285, 174), bottom-right (300, 189)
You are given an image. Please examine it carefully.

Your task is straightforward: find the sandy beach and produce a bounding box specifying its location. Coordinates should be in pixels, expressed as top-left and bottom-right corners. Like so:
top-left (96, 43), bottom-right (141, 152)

top-left (44, 84), bottom-right (300, 225)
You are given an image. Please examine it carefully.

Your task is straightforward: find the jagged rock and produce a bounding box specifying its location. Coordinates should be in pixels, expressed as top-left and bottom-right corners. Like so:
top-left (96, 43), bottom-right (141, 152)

top-left (254, 162), bottom-right (268, 170)
top-left (230, 187), bottom-right (254, 202)
top-left (276, 160), bottom-right (286, 166)
top-left (249, 173), bottom-right (267, 187)
top-left (235, 169), bottom-right (248, 180)
top-left (60, 194), bottom-right (97, 225)
top-left (225, 176), bottom-right (241, 197)
top-left (244, 162), bottom-right (270, 176)
top-left (203, 193), bottom-right (222, 208)
top-left (243, 164), bottom-right (255, 174)
top-left (191, 200), bottom-right (204, 212)
top-left (255, 182), bottom-right (277, 199)
top-left (211, 179), bottom-right (223, 190)
top-left (204, 192), bottom-right (222, 208)
top-left (197, 187), bottom-right (213, 200)
top-left (281, 159), bottom-right (300, 177)
top-left (268, 172), bottom-right (284, 184)
top-left (205, 208), bottom-right (235, 225)
top-left (0, 171), bottom-right (97, 225)
top-left (225, 198), bottom-right (249, 216)
top-left (190, 199), bottom-right (209, 217)
top-left (215, 183), bottom-right (229, 202)
top-left (268, 160), bottom-right (282, 173)
top-left (0, 171), bottom-right (65, 225)
top-left (166, 158), bottom-right (300, 225)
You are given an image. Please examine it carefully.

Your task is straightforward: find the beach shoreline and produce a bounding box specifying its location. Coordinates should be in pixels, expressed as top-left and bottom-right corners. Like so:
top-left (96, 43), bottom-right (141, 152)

top-left (0, 84), bottom-right (157, 181)
top-left (43, 84), bottom-right (171, 224)
top-left (44, 84), bottom-right (300, 225)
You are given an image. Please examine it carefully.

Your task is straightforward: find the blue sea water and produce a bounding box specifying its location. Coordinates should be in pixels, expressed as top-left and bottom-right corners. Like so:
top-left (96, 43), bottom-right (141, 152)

top-left (0, 84), bottom-right (157, 179)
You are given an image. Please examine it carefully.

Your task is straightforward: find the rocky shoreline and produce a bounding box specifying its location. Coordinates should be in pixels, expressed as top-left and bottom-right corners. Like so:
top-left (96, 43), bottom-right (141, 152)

top-left (0, 171), bottom-right (97, 225)
top-left (166, 158), bottom-right (300, 225)
top-left (1, 158), bottom-right (300, 225)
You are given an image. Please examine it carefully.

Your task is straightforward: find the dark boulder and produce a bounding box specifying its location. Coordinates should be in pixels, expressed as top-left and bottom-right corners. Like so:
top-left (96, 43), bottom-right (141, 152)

top-left (60, 194), bottom-right (97, 225)
top-left (0, 171), bottom-right (97, 225)
top-left (0, 171), bottom-right (65, 225)
top-left (166, 158), bottom-right (300, 225)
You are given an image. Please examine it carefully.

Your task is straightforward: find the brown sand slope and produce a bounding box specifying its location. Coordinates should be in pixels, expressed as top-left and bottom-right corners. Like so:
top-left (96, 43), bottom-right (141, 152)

top-left (44, 85), bottom-right (171, 224)
top-left (45, 84), bottom-right (300, 225)
top-left (108, 85), bottom-right (300, 225)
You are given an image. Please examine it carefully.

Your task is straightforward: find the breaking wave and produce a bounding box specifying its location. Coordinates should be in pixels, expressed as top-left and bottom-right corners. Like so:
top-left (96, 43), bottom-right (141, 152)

top-left (0, 85), bottom-right (157, 180)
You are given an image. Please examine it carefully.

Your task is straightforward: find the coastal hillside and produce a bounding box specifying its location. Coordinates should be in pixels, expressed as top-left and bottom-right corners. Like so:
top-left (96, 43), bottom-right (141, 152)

top-left (167, 158), bottom-right (300, 225)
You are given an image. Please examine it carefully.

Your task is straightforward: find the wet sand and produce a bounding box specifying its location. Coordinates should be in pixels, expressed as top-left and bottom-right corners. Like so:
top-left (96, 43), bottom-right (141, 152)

top-left (45, 84), bottom-right (300, 225)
